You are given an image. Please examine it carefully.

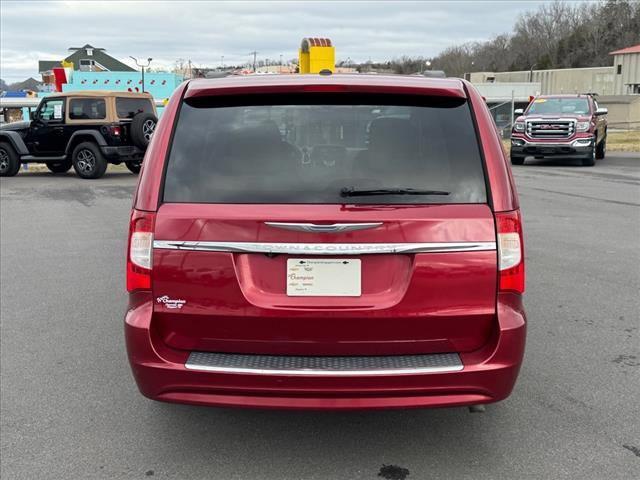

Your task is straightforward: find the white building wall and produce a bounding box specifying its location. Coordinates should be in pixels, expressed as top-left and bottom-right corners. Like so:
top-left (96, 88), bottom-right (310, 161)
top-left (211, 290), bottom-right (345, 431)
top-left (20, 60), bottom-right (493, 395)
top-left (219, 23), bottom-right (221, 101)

top-left (472, 82), bottom-right (541, 101)
top-left (469, 67), bottom-right (615, 95)
top-left (613, 52), bottom-right (640, 95)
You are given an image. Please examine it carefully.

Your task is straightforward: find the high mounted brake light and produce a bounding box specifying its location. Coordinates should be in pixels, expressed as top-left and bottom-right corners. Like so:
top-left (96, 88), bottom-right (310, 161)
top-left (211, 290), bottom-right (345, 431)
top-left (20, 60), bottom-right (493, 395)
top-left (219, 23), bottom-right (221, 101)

top-left (127, 210), bottom-right (155, 292)
top-left (496, 210), bottom-right (525, 294)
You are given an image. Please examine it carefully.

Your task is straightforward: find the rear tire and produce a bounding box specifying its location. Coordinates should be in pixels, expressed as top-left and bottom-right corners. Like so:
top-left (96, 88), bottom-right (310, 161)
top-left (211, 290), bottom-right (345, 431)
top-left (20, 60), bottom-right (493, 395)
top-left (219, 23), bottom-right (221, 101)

top-left (596, 135), bottom-right (606, 159)
top-left (47, 160), bottom-right (72, 173)
top-left (0, 142), bottom-right (21, 177)
top-left (130, 112), bottom-right (157, 150)
top-left (510, 155), bottom-right (525, 166)
top-left (581, 146), bottom-right (596, 166)
top-left (125, 160), bottom-right (141, 174)
top-left (72, 142), bottom-right (108, 179)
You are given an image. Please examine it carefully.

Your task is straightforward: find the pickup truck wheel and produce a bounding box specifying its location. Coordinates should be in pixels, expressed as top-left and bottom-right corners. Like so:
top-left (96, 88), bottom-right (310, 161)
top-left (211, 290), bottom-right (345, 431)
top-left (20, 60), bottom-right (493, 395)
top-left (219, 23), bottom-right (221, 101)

top-left (72, 142), bottom-right (108, 179)
top-left (131, 113), bottom-right (158, 150)
top-left (596, 136), bottom-right (606, 159)
top-left (125, 160), bottom-right (141, 174)
top-left (510, 155), bottom-right (525, 166)
top-left (582, 146), bottom-right (596, 166)
top-left (47, 160), bottom-right (72, 174)
top-left (0, 143), bottom-right (21, 177)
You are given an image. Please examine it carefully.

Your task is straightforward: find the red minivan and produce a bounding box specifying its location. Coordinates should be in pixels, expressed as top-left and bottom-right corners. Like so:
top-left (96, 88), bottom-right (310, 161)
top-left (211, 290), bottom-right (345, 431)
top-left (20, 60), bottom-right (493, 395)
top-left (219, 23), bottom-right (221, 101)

top-left (125, 74), bottom-right (526, 410)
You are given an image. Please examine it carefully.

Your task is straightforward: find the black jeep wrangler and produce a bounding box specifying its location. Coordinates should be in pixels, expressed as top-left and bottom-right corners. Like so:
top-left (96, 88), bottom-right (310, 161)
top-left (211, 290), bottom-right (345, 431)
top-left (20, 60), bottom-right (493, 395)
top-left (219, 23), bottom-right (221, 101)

top-left (0, 91), bottom-right (157, 179)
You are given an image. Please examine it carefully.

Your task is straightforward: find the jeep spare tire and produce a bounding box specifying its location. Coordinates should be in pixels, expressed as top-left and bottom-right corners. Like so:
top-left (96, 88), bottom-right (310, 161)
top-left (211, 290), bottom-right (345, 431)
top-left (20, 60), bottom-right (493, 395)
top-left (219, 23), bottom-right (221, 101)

top-left (131, 112), bottom-right (157, 149)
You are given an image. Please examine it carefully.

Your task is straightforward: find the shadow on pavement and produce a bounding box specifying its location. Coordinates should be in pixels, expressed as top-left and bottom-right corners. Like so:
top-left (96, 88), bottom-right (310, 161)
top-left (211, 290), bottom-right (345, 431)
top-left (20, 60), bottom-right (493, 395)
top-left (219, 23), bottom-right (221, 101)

top-left (145, 400), bottom-right (510, 477)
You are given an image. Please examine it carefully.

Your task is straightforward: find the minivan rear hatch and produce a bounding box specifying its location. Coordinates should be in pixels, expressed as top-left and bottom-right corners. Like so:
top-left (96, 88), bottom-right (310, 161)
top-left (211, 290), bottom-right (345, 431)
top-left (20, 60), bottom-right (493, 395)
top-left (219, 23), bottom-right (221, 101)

top-left (151, 92), bottom-right (497, 356)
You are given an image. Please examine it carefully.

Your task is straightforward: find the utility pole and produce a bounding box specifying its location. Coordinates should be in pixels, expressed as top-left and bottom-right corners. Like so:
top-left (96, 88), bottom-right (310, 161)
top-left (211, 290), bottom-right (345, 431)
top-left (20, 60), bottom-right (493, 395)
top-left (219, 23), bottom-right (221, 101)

top-left (249, 51), bottom-right (258, 72)
top-left (529, 63), bottom-right (537, 83)
top-left (510, 89), bottom-right (515, 135)
top-left (130, 56), bottom-right (152, 92)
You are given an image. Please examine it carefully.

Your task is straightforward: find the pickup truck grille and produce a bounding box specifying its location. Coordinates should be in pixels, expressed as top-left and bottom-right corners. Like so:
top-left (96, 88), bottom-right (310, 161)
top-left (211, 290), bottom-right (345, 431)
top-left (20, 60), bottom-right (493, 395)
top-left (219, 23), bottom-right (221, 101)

top-left (526, 119), bottom-right (575, 138)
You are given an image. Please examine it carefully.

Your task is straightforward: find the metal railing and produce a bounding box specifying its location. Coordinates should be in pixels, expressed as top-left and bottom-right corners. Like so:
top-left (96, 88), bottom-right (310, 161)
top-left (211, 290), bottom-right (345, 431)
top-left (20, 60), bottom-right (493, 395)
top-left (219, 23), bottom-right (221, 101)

top-left (488, 91), bottom-right (516, 138)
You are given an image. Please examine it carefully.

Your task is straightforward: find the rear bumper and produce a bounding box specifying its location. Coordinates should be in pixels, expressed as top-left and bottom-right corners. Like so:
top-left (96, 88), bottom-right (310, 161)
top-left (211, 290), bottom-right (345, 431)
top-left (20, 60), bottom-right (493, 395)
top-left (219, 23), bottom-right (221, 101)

top-left (124, 292), bottom-right (526, 410)
top-left (511, 135), bottom-right (593, 158)
top-left (101, 145), bottom-right (144, 161)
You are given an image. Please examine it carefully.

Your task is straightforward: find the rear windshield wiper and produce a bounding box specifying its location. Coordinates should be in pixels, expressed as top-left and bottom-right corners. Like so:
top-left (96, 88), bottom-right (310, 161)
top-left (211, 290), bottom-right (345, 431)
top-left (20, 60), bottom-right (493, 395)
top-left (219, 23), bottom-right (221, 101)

top-left (340, 187), bottom-right (450, 197)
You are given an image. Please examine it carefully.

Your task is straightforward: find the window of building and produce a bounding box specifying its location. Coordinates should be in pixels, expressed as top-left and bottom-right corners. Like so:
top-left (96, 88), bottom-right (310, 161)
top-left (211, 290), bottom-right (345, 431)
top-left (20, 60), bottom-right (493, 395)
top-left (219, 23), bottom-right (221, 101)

top-left (617, 64), bottom-right (622, 75)
top-left (79, 59), bottom-right (96, 71)
top-left (86, 48), bottom-right (93, 56)
top-left (69, 98), bottom-right (106, 120)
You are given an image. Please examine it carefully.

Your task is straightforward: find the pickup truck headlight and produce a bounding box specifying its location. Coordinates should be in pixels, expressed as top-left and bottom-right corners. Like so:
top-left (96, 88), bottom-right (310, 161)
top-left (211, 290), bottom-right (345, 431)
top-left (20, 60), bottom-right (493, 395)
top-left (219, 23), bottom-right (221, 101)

top-left (513, 121), bottom-right (525, 132)
top-left (576, 121), bottom-right (591, 132)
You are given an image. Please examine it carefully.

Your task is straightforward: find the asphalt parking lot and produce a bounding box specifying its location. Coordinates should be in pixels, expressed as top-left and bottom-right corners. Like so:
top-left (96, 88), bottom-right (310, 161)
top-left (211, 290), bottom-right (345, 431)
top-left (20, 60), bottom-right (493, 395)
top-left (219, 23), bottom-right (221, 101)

top-left (1, 153), bottom-right (639, 480)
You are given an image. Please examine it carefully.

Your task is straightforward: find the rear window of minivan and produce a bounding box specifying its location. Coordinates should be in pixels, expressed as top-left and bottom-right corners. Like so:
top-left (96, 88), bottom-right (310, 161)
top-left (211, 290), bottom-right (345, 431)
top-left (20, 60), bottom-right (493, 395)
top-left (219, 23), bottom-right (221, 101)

top-left (163, 94), bottom-right (487, 204)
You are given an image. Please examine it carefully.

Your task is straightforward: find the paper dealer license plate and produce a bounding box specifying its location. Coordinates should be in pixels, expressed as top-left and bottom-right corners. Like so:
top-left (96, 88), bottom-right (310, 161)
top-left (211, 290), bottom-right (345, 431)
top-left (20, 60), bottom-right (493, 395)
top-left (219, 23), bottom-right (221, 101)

top-left (286, 258), bottom-right (361, 297)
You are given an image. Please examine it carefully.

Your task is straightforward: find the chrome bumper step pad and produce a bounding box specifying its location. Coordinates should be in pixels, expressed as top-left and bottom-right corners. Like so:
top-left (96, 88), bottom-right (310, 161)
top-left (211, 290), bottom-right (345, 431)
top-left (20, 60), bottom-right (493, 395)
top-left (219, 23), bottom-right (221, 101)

top-left (185, 351), bottom-right (463, 376)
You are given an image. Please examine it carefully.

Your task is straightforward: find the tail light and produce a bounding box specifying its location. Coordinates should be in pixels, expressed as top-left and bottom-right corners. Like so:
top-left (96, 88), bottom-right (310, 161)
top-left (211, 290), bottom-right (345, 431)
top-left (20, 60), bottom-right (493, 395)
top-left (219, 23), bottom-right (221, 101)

top-left (496, 210), bottom-right (525, 294)
top-left (107, 125), bottom-right (122, 136)
top-left (127, 210), bottom-right (155, 292)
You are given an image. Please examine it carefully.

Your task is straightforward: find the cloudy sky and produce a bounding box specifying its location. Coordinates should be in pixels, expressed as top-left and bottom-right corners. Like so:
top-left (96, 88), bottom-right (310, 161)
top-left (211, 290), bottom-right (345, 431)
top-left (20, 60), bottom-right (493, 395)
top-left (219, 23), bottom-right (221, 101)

top-left (1, 0), bottom-right (558, 82)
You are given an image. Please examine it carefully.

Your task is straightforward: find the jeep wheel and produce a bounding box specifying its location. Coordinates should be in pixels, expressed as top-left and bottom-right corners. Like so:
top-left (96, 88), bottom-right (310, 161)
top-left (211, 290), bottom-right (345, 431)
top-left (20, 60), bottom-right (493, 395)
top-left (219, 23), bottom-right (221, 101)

top-left (131, 112), bottom-right (158, 149)
top-left (510, 155), bottom-right (525, 166)
top-left (596, 136), bottom-right (606, 160)
top-left (0, 143), bottom-right (21, 177)
top-left (47, 160), bottom-right (72, 174)
top-left (125, 160), bottom-right (141, 174)
top-left (72, 142), bottom-right (108, 179)
top-left (581, 145), bottom-right (596, 167)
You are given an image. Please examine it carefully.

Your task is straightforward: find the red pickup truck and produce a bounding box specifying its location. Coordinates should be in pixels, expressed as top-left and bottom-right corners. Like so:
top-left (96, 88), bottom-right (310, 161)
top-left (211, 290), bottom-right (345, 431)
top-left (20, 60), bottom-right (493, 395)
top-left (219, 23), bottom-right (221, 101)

top-left (510, 94), bottom-right (608, 166)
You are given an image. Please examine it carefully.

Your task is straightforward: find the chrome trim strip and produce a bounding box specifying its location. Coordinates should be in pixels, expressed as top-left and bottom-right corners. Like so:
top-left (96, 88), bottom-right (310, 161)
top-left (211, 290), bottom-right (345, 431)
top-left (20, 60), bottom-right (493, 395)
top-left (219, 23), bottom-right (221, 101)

top-left (184, 364), bottom-right (464, 376)
top-left (511, 138), bottom-right (593, 148)
top-left (154, 240), bottom-right (496, 255)
top-left (265, 222), bottom-right (383, 233)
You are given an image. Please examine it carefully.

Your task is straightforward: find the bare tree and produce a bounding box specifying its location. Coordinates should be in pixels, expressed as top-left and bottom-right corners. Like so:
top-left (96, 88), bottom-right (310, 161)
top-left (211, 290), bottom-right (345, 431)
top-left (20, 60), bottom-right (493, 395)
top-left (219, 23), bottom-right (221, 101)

top-left (390, 56), bottom-right (428, 74)
top-left (428, 0), bottom-right (640, 76)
